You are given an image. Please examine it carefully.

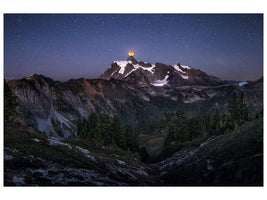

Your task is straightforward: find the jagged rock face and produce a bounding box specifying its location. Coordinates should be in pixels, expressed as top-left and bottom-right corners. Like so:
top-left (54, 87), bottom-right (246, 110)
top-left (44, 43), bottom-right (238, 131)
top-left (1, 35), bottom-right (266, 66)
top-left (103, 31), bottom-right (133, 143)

top-left (100, 57), bottom-right (226, 87)
top-left (7, 61), bottom-right (263, 138)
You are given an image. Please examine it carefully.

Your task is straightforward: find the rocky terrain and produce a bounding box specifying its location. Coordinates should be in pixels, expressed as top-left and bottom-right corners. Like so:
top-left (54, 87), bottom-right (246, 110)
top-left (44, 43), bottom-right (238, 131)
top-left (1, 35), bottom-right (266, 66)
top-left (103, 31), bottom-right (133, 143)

top-left (4, 56), bottom-right (263, 186)
top-left (6, 57), bottom-right (263, 137)
top-left (4, 118), bottom-right (263, 186)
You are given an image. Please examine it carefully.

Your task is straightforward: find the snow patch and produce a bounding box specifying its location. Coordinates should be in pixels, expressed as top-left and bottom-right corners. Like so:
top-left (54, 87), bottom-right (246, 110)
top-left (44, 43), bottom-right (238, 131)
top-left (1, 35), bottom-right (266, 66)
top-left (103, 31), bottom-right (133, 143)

top-left (181, 75), bottom-right (189, 79)
top-left (239, 81), bottom-right (248, 86)
top-left (114, 60), bottom-right (157, 77)
top-left (136, 168), bottom-right (149, 176)
top-left (184, 95), bottom-right (204, 103)
top-left (114, 60), bottom-right (131, 74)
top-left (48, 137), bottom-right (73, 150)
top-left (133, 64), bottom-right (155, 74)
top-left (117, 159), bottom-right (126, 165)
top-left (151, 75), bottom-right (169, 87)
top-left (32, 138), bottom-right (41, 143)
top-left (142, 96), bottom-right (150, 101)
top-left (207, 92), bottom-right (216, 98)
top-left (181, 65), bottom-right (191, 69)
top-left (124, 68), bottom-right (137, 77)
top-left (75, 146), bottom-right (96, 162)
top-left (173, 65), bottom-right (186, 73)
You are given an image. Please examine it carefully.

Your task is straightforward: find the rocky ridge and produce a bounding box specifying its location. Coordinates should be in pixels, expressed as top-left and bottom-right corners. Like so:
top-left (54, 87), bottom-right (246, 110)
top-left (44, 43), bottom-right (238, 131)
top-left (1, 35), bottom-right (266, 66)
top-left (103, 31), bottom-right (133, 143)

top-left (7, 57), bottom-right (263, 137)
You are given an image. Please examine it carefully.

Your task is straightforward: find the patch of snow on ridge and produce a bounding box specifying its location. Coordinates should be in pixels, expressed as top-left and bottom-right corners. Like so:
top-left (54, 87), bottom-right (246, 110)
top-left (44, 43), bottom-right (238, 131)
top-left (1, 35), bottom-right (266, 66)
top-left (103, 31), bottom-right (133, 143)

top-left (173, 65), bottom-right (186, 73)
top-left (181, 75), bottom-right (189, 79)
top-left (239, 81), bottom-right (248, 86)
top-left (181, 65), bottom-right (191, 69)
top-left (184, 95), bottom-right (204, 103)
top-left (117, 159), bottom-right (126, 165)
top-left (124, 63), bottom-right (156, 77)
top-left (48, 137), bottom-right (73, 150)
top-left (133, 64), bottom-right (155, 73)
top-left (125, 69), bottom-right (137, 77)
top-left (75, 146), bottom-right (96, 162)
top-left (114, 60), bottom-right (131, 74)
top-left (151, 75), bottom-right (169, 87)
top-left (114, 60), bottom-right (155, 76)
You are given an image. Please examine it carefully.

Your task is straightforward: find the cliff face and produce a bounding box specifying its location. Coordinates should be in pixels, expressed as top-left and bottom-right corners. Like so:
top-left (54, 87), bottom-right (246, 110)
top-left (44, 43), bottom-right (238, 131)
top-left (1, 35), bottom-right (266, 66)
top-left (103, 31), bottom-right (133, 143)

top-left (7, 73), bottom-right (263, 138)
top-left (8, 75), bottom-right (157, 137)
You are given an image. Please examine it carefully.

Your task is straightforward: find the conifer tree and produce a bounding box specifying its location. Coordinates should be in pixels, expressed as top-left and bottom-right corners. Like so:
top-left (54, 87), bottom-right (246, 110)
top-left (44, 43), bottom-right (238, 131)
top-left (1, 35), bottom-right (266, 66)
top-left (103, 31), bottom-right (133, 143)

top-left (87, 112), bottom-right (101, 141)
top-left (4, 80), bottom-right (18, 122)
top-left (112, 115), bottom-right (127, 150)
top-left (99, 113), bottom-right (112, 145)
top-left (228, 92), bottom-right (250, 127)
top-left (124, 124), bottom-right (137, 152)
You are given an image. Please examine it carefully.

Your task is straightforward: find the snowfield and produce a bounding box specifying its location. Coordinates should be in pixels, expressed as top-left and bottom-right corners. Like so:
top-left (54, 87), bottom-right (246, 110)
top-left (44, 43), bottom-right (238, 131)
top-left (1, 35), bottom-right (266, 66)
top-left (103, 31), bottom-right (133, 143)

top-left (173, 64), bottom-right (186, 73)
top-left (181, 75), bottom-right (189, 79)
top-left (239, 81), bottom-right (248, 86)
top-left (151, 75), bottom-right (169, 87)
top-left (114, 60), bottom-right (156, 76)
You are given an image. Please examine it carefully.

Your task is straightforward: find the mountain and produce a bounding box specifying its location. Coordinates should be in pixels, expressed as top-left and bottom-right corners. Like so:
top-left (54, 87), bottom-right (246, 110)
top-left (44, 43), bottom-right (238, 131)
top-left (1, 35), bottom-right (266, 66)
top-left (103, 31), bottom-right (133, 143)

top-left (100, 56), bottom-right (225, 87)
top-left (6, 58), bottom-right (263, 138)
top-left (4, 56), bottom-right (263, 186)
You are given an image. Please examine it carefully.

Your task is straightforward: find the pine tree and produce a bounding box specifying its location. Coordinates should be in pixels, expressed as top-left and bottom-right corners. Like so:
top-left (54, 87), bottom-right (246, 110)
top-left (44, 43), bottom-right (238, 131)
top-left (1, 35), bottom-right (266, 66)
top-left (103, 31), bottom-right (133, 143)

top-left (99, 113), bottom-right (113, 145)
top-left (87, 112), bottom-right (101, 141)
top-left (166, 110), bottom-right (190, 143)
top-left (228, 92), bottom-right (250, 127)
top-left (211, 109), bottom-right (222, 136)
top-left (228, 92), bottom-right (239, 124)
top-left (4, 80), bottom-right (18, 122)
top-left (238, 92), bottom-right (249, 125)
top-left (124, 124), bottom-right (137, 152)
top-left (76, 117), bottom-right (88, 138)
top-left (112, 116), bottom-right (127, 150)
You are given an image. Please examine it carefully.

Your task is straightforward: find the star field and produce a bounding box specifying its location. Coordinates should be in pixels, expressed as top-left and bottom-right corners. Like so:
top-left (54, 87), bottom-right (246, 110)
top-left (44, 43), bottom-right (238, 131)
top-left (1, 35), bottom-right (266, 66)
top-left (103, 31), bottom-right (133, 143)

top-left (4, 14), bottom-right (263, 81)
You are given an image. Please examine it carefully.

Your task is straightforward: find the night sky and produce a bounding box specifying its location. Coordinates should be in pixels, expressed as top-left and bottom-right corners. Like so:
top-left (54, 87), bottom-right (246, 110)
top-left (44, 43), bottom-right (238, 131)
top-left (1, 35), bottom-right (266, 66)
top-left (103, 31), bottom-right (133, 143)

top-left (4, 14), bottom-right (263, 81)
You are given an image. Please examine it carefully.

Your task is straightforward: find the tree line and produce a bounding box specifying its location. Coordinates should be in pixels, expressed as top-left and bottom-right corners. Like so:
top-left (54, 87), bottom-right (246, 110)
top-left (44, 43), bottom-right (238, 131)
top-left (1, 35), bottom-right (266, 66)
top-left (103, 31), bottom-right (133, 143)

top-left (163, 92), bottom-right (258, 145)
top-left (76, 112), bottom-right (138, 153)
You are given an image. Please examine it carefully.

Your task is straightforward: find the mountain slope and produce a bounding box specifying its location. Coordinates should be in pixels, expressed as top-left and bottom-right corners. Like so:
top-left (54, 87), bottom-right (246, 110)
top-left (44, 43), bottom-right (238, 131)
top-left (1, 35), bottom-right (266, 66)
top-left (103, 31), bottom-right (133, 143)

top-left (7, 58), bottom-right (263, 137)
top-left (158, 119), bottom-right (263, 186)
top-left (4, 119), bottom-right (263, 186)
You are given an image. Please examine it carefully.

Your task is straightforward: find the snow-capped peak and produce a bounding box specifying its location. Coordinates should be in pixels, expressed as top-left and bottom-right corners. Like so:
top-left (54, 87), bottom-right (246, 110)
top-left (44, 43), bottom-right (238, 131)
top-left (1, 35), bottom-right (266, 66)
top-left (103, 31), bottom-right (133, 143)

top-left (113, 58), bottom-right (156, 77)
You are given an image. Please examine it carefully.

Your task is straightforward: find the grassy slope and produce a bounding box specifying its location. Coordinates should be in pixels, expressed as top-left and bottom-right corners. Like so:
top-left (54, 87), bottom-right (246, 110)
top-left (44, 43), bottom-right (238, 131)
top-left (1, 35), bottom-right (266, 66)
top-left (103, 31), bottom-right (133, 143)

top-left (160, 119), bottom-right (263, 186)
